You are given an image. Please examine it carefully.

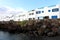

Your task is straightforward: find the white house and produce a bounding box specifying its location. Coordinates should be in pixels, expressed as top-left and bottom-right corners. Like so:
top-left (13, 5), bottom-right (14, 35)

top-left (14, 11), bottom-right (28, 21)
top-left (27, 10), bottom-right (36, 20)
top-left (28, 4), bottom-right (60, 20)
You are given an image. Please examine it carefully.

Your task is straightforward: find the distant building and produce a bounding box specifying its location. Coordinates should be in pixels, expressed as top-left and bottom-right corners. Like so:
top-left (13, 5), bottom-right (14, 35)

top-left (28, 4), bottom-right (60, 20)
top-left (27, 10), bottom-right (36, 20)
top-left (15, 12), bottom-right (28, 21)
top-left (1, 4), bottom-right (60, 21)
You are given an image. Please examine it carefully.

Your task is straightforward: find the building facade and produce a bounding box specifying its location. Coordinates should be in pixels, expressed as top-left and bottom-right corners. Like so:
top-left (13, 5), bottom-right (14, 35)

top-left (28, 4), bottom-right (60, 20)
top-left (1, 4), bottom-right (60, 21)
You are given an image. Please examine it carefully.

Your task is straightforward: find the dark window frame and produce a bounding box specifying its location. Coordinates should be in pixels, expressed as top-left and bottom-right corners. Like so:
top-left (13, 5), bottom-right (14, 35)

top-left (36, 11), bottom-right (38, 14)
top-left (29, 13), bottom-right (34, 15)
top-left (51, 15), bottom-right (57, 19)
top-left (48, 10), bottom-right (51, 12)
top-left (38, 17), bottom-right (39, 20)
top-left (32, 13), bottom-right (34, 15)
top-left (52, 8), bottom-right (59, 12)
top-left (36, 11), bottom-right (41, 14)
top-left (42, 11), bottom-right (44, 13)
top-left (39, 11), bottom-right (41, 13)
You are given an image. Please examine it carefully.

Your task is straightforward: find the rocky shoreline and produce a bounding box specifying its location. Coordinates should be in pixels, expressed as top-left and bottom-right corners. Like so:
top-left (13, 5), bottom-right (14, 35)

top-left (0, 19), bottom-right (60, 37)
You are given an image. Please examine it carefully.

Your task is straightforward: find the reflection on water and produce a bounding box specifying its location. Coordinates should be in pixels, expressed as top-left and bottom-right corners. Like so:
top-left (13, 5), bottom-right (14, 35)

top-left (0, 31), bottom-right (43, 40)
top-left (0, 31), bottom-right (60, 40)
top-left (0, 31), bottom-right (29, 40)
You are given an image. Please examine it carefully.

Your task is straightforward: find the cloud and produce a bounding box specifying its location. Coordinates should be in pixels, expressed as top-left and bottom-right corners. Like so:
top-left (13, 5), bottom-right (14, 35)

top-left (0, 6), bottom-right (27, 15)
top-left (0, 6), bottom-right (27, 21)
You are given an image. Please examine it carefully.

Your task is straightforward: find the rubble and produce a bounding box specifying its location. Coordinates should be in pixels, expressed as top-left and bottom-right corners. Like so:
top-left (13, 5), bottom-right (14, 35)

top-left (0, 19), bottom-right (60, 37)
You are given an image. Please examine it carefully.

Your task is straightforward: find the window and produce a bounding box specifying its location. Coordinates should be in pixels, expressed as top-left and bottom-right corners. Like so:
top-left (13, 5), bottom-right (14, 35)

top-left (48, 10), bottom-right (51, 12)
top-left (33, 18), bottom-right (35, 20)
top-left (29, 13), bottom-right (34, 15)
top-left (39, 11), bottom-right (41, 13)
top-left (29, 13), bottom-right (31, 15)
top-left (36, 11), bottom-right (41, 14)
top-left (38, 17), bottom-right (39, 20)
top-left (43, 16), bottom-right (49, 19)
top-left (51, 16), bottom-right (57, 19)
top-left (52, 8), bottom-right (59, 12)
top-left (42, 11), bottom-right (44, 13)
top-left (36, 12), bottom-right (38, 14)
top-left (29, 18), bottom-right (32, 20)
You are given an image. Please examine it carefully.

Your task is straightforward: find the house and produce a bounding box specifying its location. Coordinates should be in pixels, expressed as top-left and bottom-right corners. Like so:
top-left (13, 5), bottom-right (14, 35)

top-left (28, 4), bottom-right (60, 20)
